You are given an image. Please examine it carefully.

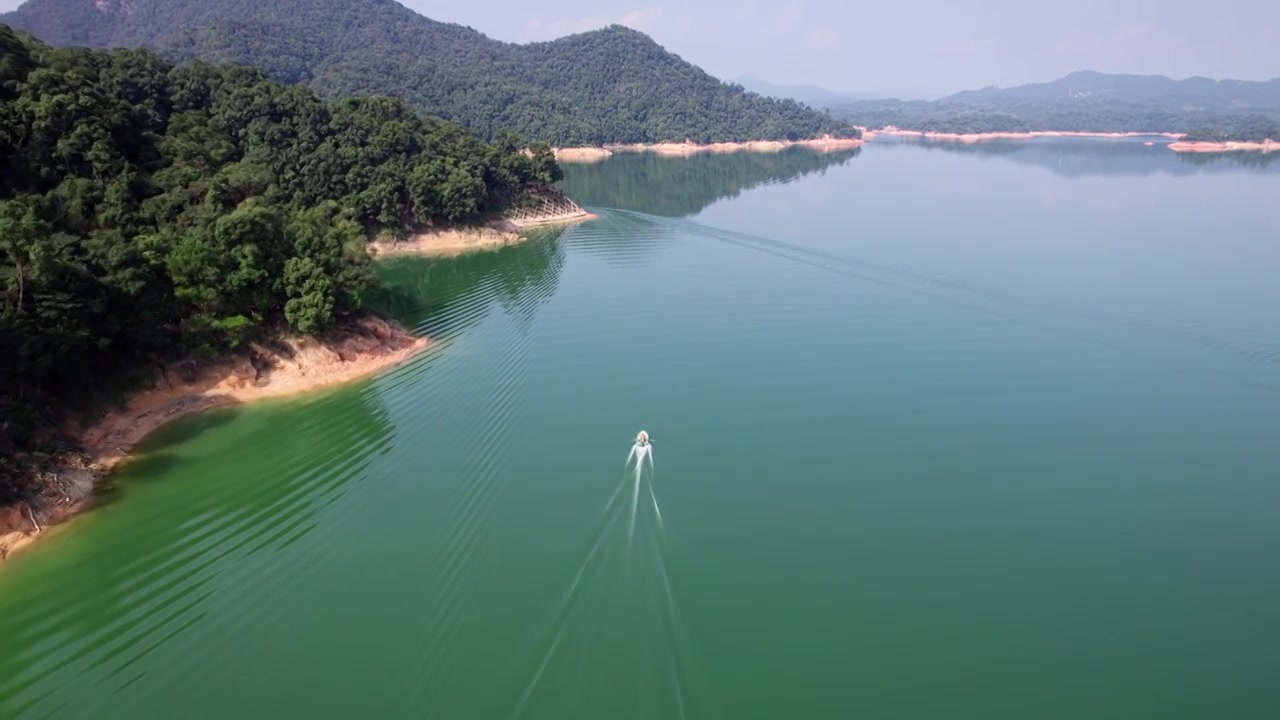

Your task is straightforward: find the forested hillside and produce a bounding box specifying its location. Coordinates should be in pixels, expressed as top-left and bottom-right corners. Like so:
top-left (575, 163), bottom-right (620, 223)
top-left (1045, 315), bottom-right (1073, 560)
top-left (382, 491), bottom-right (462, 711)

top-left (0, 0), bottom-right (858, 145)
top-left (832, 71), bottom-right (1280, 141)
top-left (0, 25), bottom-right (560, 498)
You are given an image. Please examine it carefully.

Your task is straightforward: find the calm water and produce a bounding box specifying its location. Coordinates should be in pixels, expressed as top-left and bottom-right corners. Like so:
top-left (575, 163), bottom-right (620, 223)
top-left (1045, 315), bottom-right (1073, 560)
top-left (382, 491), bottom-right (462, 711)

top-left (2, 139), bottom-right (1279, 719)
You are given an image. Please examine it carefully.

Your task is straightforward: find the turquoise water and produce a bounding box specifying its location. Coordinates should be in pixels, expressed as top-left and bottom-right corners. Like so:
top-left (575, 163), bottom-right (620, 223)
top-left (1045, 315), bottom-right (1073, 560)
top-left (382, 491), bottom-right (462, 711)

top-left (1, 139), bottom-right (1278, 718)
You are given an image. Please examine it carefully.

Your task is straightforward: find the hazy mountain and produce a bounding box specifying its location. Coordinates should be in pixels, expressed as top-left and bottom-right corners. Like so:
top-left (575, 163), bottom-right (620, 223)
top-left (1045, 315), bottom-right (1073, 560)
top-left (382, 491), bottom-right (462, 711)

top-left (828, 71), bottom-right (1280, 140)
top-left (733, 75), bottom-right (864, 107)
top-left (941, 70), bottom-right (1280, 113)
top-left (0, 0), bottom-right (857, 145)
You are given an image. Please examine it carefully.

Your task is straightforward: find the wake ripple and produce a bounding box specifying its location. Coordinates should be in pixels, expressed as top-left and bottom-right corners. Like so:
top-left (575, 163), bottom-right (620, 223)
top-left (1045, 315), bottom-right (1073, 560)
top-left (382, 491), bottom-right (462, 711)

top-left (614, 209), bottom-right (1280, 388)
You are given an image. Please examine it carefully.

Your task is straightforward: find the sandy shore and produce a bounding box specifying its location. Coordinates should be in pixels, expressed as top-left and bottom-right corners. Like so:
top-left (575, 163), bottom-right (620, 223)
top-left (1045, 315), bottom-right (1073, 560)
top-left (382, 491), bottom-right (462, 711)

top-left (867, 128), bottom-right (1183, 143)
top-left (0, 505), bottom-right (48, 563)
top-left (1167, 139), bottom-right (1278, 153)
top-left (553, 135), bottom-right (864, 163)
top-left (553, 147), bottom-right (616, 163)
top-left (0, 316), bottom-right (428, 565)
top-left (368, 213), bottom-right (595, 258)
top-left (0, 204), bottom-right (603, 567)
top-left (368, 223), bottom-right (525, 258)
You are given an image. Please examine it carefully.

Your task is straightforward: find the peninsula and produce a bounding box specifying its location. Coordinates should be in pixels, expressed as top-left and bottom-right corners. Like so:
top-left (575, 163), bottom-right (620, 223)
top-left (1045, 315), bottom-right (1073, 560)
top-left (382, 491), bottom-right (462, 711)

top-left (0, 27), bottom-right (590, 564)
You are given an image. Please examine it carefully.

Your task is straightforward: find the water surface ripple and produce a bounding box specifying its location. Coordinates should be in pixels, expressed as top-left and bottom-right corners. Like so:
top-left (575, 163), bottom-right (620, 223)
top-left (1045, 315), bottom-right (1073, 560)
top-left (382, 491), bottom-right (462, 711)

top-left (2, 142), bottom-right (1278, 719)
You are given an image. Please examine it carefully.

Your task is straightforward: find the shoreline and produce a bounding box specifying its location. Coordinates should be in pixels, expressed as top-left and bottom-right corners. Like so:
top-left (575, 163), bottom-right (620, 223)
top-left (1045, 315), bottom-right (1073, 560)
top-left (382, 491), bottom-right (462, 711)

top-left (368, 213), bottom-right (596, 258)
top-left (552, 135), bottom-right (864, 163)
top-left (1, 316), bottom-right (430, 566)
top-left (1166, 139), bottom-right (1278, 153)
top-left (555, 130), bottom-right (1277, 159)
top-left (0, 208), bottom-right (597, 567)
top-left (865, 127), bottom-right (1277, 154)
top-left (867, 128), bottom-right (1183, 143)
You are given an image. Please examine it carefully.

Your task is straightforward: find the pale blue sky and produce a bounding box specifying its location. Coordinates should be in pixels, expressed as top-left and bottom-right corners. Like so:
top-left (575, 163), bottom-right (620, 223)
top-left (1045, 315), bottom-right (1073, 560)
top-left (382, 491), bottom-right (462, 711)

top-left (2, 0), bottom-right (1276, 97)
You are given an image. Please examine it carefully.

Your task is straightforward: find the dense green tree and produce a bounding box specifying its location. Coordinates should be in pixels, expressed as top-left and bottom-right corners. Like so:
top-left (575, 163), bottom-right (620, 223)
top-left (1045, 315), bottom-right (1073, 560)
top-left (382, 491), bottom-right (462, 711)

top-left (0, 0), bottom-right (860, 145)
top-left (0, 26), bottom-right (562, 499)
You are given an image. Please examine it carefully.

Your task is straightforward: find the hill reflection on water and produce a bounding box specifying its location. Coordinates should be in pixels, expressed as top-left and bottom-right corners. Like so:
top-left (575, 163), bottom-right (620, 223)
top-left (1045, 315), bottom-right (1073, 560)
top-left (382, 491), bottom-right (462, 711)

top-left (556, 146), bottom-right (863, 217)
top-left (870, 135), bottom-right (1280, 177)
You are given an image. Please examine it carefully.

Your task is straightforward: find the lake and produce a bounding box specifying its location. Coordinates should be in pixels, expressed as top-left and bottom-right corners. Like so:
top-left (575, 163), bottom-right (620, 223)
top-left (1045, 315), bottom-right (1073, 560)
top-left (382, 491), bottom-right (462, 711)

top-left (2, 137), bottom-right (1278, 719)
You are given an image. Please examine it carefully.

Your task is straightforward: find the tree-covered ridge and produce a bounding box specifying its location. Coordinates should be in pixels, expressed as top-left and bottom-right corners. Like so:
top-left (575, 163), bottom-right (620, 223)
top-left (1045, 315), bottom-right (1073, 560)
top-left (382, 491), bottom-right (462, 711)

top-left (0, 0), bottom-right (858, 145)
top-left (503, 26), bottom-right (856, 145)
top-left (0, 25), bottom-right (560, 498)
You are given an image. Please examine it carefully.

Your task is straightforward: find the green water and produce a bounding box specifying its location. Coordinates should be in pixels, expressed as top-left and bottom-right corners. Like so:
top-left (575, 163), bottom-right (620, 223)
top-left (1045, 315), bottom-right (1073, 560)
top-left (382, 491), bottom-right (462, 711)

top-left (2, 139), bottom-right (1279, 719)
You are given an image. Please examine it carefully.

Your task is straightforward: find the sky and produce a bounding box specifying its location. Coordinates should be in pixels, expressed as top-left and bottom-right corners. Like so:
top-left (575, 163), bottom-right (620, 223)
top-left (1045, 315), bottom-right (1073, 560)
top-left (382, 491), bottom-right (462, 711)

top-left (2, 0), bottom-right (1276, 97)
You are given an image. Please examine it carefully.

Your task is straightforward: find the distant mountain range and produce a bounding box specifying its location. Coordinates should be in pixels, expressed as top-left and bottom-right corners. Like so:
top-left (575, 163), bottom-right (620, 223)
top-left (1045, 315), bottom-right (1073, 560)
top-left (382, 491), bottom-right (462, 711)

top-left (830, 71), bottom-right (1280, 140)
top-left (733, 76), bottom-right (943, 106)
top-left (732, 76), bottom-right (866, 107)
top-left (940, 70), bottom-right (1280, 113)
top-left (0, 0), bottom-right (857, 146)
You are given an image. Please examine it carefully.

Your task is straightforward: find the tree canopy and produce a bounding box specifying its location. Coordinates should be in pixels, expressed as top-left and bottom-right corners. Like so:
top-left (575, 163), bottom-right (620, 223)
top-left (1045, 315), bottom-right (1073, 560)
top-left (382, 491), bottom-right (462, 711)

top-left (0, 25), bottom-right (561, 499)
top-left (0, 0), bottom-right (859, 145)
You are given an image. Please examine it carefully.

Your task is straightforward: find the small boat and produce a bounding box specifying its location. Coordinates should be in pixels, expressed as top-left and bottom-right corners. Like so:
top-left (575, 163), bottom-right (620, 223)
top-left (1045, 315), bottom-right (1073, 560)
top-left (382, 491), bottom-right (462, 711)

top-left (635, 430), bottom-right (650, 446)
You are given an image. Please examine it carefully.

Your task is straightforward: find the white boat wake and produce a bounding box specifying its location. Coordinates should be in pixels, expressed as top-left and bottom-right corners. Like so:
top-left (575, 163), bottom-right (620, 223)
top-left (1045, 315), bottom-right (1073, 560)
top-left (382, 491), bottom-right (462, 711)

top-left (625, 434), bottom-right (658, 553)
